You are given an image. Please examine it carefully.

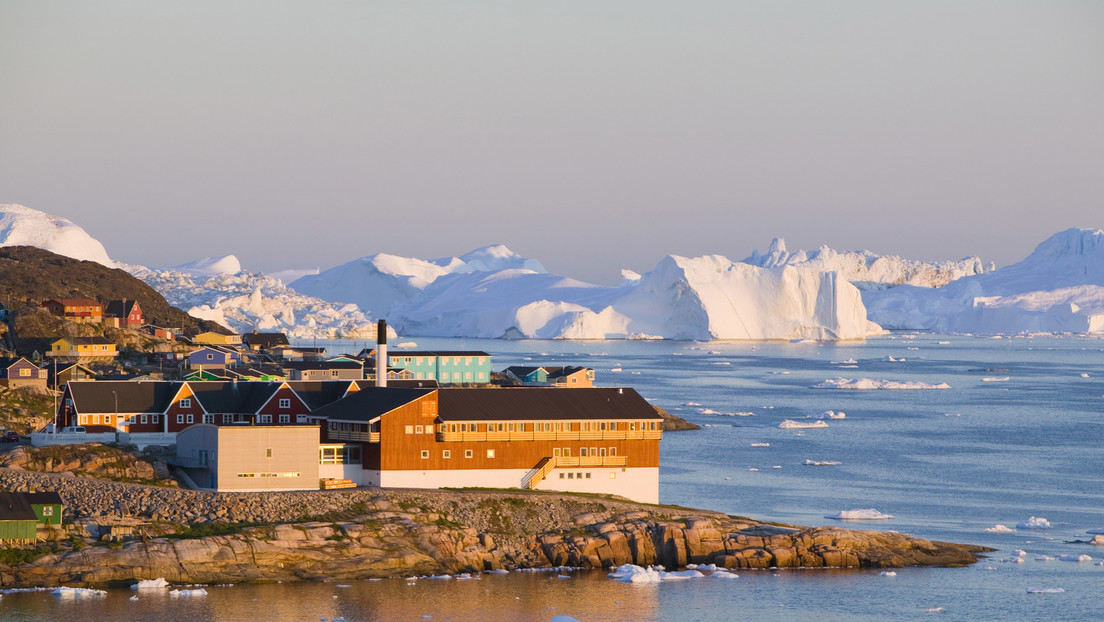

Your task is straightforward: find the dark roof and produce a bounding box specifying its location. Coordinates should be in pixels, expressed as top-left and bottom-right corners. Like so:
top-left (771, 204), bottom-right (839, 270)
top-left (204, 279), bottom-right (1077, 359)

top-left (0, 357), bottom-right (36, 370)
top-left (23, 491), bottom-right (63, 506)
top-left (282, 361), bottom-right (363, 371)
top-left (545, 366), bottom-right (591, 380)
top-left (104, 300), bottom-right (140, 317)
top-left (242, 332), bottom-right (290, 348)
top-left (286, 381), bottom-right (361, 410)
top-left (310, 387), bottom-right (435, 423)
top-left (0, 492), bottom-right (38, 521)
top-left (65, 379), bottom-right (360, 415)
top-left (386, 379), bottom-right (440, 389)
top-left (68, 381), bottom-right (179, 414)
top-left (504, 366), bottom-right (542, 376)
top-left (437, 387), bottom-right (661, 422)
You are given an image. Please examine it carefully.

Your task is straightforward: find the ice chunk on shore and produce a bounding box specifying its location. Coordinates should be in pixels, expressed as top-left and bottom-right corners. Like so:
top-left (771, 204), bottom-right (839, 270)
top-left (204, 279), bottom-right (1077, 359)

top-left (985, 525), bottom-right (1016, 533)
top-left (779, 419), bottom-right (828, 429)
top-left (812, 378), bottom-right (951, 390)
top-left (826, 509), bottom-right (894, 520)
top-left (1017, 517), bottom-right (1051, 529)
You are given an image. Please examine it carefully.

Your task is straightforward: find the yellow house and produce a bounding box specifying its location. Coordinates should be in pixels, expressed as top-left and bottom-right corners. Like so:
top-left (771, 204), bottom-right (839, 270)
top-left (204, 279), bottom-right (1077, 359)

top-left (50, 336), bottom-right (118, 358)
top-left (193, 332), bottom-right (243, 346)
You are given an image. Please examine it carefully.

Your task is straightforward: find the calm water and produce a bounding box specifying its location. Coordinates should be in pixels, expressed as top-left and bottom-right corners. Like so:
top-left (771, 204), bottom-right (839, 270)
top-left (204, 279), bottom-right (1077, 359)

top-left (4, 333), bottom-right (1103, 621)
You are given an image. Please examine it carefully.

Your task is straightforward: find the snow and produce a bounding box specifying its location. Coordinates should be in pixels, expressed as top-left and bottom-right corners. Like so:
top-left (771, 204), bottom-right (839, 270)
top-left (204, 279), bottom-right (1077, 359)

top-left (812, 378), bottom-right (951, 390)
top-left (1017, 516), bottom-right (1051, 529)
top-left (826, 509), bottom-right (894, 520)
top-left (865, 228), bottom-right (1104, 334)
top-left (1059, 555), bottom-right (1093, 562)
top-left (0, 204), bottom-right (116, 267)
top-left (779, 420), bottom-right (828, 429)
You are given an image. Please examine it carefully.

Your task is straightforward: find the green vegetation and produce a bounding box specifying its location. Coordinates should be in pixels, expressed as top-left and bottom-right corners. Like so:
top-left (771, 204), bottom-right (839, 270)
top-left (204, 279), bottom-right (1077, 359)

top-left (163, 521), bottom-right (271, 540)
top-left (434, 516), bottom-right (464, 529)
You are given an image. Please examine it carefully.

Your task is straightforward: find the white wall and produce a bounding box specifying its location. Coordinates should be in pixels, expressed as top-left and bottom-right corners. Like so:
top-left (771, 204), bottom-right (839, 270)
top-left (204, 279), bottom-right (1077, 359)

top-left (376, 467), bottom-right (659, 504)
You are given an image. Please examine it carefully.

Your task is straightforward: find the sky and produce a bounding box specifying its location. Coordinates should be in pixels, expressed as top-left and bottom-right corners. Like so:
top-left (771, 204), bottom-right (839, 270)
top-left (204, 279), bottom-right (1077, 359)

top-left (2, 1), bottom-right (1102, 285)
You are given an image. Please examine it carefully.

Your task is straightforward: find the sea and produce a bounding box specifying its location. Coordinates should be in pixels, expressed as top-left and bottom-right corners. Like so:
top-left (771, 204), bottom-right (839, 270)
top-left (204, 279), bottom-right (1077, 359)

top-left (2, 333), bottom-right (1102, 621)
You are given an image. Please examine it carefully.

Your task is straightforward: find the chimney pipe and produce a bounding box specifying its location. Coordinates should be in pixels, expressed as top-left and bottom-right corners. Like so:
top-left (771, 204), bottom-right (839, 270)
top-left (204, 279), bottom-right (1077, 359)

top-left (376, 319), bottom-right (387, 388)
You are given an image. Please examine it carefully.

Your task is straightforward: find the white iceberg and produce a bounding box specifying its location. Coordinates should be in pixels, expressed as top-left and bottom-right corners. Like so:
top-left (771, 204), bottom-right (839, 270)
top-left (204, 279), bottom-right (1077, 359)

top-left (779, 419), bottom-right (829, 429)
top-left (0, 204), bottom-right (117, 267)
top-left (826, 509), bottom-right (894, 520)
top-left (132, 578), bottom-right (170, 589)
top-left (169, 588), bottom-right (208, 597)
top-left (1017, 516), bottom-right (1051, 529)
top-left (1059, 555), bottom-right (1093, 562)
top-left (805, 460), bottom-right (842, 466)
top-left (51, 587), bottom-right (107, 598)
top-left (607, 564), bottom-right (705, 583)
top-left (1026, 587), bottom-right (1065, 594)
top-left (985, 525), bottom-right (1016, 533)
top-left (808, 410), bottom-right (846, 419)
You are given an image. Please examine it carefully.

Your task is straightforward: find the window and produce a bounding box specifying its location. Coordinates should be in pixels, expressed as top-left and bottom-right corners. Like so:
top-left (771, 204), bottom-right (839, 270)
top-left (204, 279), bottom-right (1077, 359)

top-left (559, 473), bottom-right (565, 479)
top-left (177, 414), bottom-right (184, 424)
top-left (585, 473), bottom-right (591, 479)
top-left (421, 450), bottom-right (429, 459)
top-left (405, 425), bottom-right (414, 434)
top-left (141, 415), bottom-right (148, 424)
top-left (43, 506), bottom-right (53, 516)
top-left (599, 448), bottom-right (607, 457)
top-left (279, 414), bottom-right (290, 423)
top-left (260, 415), bottom-right (272, 424)
top-left (426, 426), bottom-right (434, 434)
top-left (590, 447), bottom-right (597, 457)
top-left (567, 472), bottom-right (574, 479)
top-left (186, 414), bottom-right (194, 424)
top-left (580, 448), bottom-right (588, 457)
top-left (609, 447), bottom-right (617, 456)
top-left (609, 472), bottom-right (616, 479)
top-left (279, 398), bottom-right (291, 409)
top-left (297, 415), bottom-right (309, 423)
top-left (563, 448), bottom-right (571, 457)
top-left (443, 450), bottom-right (451, 459)
top-left (464, 449), bottom-right (473, 458)
top-left (486, 449), bottom-right (495, 459)
top-left (331, 370), bottom-right (339, 377)
top-left (553, 448), bottom-right (561, 457)
top-left (203, 414), bottom-right (214, 424)
top-left (19, 368), bottom-right (30, 377)
top-left (266, 448), bottom-right (273, 458)
top-left (415, 425), bottom-right (424, 434)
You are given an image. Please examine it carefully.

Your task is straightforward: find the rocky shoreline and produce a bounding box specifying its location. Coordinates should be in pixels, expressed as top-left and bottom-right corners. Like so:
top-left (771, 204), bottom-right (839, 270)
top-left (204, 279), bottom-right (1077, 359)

top-left (0, 468), bottom-right (991, 589)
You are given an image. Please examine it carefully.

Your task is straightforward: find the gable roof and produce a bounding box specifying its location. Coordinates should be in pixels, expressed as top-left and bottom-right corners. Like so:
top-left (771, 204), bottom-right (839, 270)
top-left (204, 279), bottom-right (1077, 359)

top-left (309, 387), bottom-right (435, 423)
top-left (242, 332), bottom-right (290, 348)
top-left (437, 387), bottom-right (660, 422)
top-left (67, 381), bottom-right (179, 414)
top-left (23, 491), bottom-right (63, 506)
top-left (0, 356), bottom-right (37, 370)
top-left (104, 300), bottom-right (140, 317)
top-left (0, 492), bottom-right (40, 521)
top-left (282, 360), bottom-right (363, 371)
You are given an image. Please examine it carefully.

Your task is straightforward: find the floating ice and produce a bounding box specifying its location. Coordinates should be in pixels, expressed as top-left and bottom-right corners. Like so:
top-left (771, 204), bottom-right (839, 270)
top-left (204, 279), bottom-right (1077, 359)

top-left (685, 402), bottom-right (702, 406)
top-left (1086, 528), bottom-right (1104, 534)
top-left (1059, 555), bottom-right (1093, 562)
top-left (1035, 555), bottom-right (1056, 562)
top-left (779, 419), bottom-right (828, 429)
top-left (51, 587), bottom-right (106, 598)
top-left (880, 571), bottom-right (897, 577)
top-left (1017, 517), bottom-right (1051, 529)
top-left (750, 443), bottom-right (770, 447)
top-left (485, 569), bottom-right (510, 574)
top-left (396, 342), bottom-right (418, 349)
top-left (805, 460), bottom-right (842, 466)
top-left (170, 588), bottom-right (208, 597)
top-left (985, 525), bottom-right (1016, 533)
top-left (926, 607), bottom-right (945, 613)
top-left (132, 578), bottom-right (170, 589)
top-left (812, 378), bottom-right (951, 390)
top-left (831, 359), bottom-right (858, 365)
top-left (1013, 550), bottom-right (1027, 557)
top-left (826, 509), bottom-right (894, 520)
top-left (711, 571), bottom-right (740, 580)
top-left (1025, 587), bottom-right (1065, 594)
top-left (608, 564), bottom-right (704, 583)
top-left (808, 410), bottom-right (846, 419)
top-left (881, 356), bottom-right (905, 362)
top-left (1080, 373), bottom-right (1090, 378)
top-left (982, 377), bottom-right (1010, 382)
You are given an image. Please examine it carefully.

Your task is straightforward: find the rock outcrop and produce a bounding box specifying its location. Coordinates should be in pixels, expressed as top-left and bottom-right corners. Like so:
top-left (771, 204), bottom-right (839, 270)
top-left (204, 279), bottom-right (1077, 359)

top-left (0, 468), bottom-right (990, 588)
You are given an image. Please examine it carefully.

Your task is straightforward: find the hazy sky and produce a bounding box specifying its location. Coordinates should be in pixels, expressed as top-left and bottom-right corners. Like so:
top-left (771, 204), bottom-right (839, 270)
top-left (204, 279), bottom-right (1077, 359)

top-left (2, 1), bottom-right (1101, 284)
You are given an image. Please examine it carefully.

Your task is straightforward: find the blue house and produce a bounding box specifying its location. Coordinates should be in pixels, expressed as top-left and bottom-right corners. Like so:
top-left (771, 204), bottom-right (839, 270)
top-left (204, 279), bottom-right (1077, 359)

top-left (386, 351), bottom-right (492, 385)
top-left (188, 346), bottom-right (240, 371)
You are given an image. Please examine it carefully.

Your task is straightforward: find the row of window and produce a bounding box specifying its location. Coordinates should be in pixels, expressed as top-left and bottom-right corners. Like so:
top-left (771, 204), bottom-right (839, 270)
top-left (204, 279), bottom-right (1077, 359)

top-left (559, 472), bottom-right (597, 480)
top-left (443, 421), bottom-right (657, 433)
top-left (236, 472), bottom-right (301, 478)
top-left (178, 398), bottom-right (292, 409)
top-left (420, 448), bottom-right (494, 459)
top-left (554, 447), bottom-right (617, 457)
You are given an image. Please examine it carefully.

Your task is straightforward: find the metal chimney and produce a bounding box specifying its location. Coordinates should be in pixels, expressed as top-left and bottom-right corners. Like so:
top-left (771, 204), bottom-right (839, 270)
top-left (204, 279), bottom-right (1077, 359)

top-left (376, 319), bottom-right (387, 388)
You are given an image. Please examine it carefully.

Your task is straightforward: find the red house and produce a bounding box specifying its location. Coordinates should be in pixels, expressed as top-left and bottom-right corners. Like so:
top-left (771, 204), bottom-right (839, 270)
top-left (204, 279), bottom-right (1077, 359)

top-left (104, 299), bottom-right (143, 327)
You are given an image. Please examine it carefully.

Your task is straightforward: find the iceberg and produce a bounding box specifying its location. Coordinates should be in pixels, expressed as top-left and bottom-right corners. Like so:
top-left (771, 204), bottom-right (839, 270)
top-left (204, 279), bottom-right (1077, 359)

top-left (825, 509), bottom-right (894, 520)
top-left (865, 228), bottom-right (1104, 334)
top-left (0, 204), bottom-right (116, 267)
top-left (812, 378), bottom-right (950, 390)
top-left (132, 578), bottom-right (170, 589)
top-left (1017, 516), bottom-right (1051, 529)
top-left (985, 525), bottom-right (1016, 533)
top-left (51, 587), bottom-right (107, 597)
top-left (779, 420), bottom-right (828, 429)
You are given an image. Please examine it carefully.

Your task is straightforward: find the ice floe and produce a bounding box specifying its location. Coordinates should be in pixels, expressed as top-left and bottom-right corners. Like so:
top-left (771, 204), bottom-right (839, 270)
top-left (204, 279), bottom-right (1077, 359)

top-left (1059, 555), bottom-right (1093, 562)
top-left (170, 588), bottom-right (208, 597)
top-left (132, 578), bottom-right (170, 589)
top-left (881, 356), bottom-right (905, 362)
top-left (880, 571), bottom-right (897, 577)
top-left (750, 443), bottom-right (770, 447)
top-left (1025, 587), bottom-right (1065, 594)
top-left (779, 419), bottom-right (828, 429)
top-left (812, 378), bottom-right (951, 390)
top-left (608, 565), bottom-right (707, 583)
top-left (981, 377), bottom-right (1010, 382)
top-left (826, 509), bottom-right (894, 520)
top-left (985, 525), bottom-right (1016, 533)
top-left (1017, 517), bottom-right (1051, 529)
top-left (51, 587), bottom-right (107, 598)
top-left (808, 410), bottom-right (846, 419)
top-left (805, 460), bottom-right (842, 466)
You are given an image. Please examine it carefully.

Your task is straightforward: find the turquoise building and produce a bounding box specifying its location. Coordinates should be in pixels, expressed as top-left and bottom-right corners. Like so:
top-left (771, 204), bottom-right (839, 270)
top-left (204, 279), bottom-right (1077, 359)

top-left (386, 351), bottom-right (492, 385)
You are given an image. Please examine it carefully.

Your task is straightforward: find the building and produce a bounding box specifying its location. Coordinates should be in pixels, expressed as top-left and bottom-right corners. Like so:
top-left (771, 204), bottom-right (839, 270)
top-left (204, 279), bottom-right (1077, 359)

top-left (384, 351), bottom-right (492, 385)
top-left (188, 346), bottom-right (240, 371)
top-left (176, 424), bottom-right (322, 492)
top-left (48, 336), bottom-right (118, 359)
top-left (24, 491), bottom-right (64, 526)
top-left (241, 332), bottom-right (290, 351)
top-left (0, 492), bottom-right (38, 542)
top-left (312, 386), bottom-right (662, 503)
top-left (104, 299), bottom-right (144, 327)
top-left (0, 357), bottom-right (48, 389)
top-left (47, 362), bottom-right (96, 390)
top-left (192, 332), bottom-right (242, 347)
top-left (283, 360), bottom-right (364, 381)
top-left (504, 366), bottom-right (596, 388)
top-left (41, 298), bottom-right (103, 323)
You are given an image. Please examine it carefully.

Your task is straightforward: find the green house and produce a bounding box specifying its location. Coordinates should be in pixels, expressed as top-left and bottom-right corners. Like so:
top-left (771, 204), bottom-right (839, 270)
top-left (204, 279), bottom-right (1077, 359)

top-left (0, 492), bottom-right (38, 541)
top-left (24, 492), bottom-right (63, 526)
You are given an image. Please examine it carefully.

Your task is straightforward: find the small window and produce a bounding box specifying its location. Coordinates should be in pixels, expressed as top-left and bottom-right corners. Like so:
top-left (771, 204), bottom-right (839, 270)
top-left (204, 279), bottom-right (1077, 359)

top-left (260, 414), bottom-right (272, 423)
top-left (43, 506), bottom-right (53, 516)
top-left (567, 473), bottom-right (574, 479)
top-left (464, 449), bottom-right (473, 458)
top-left (203, 414), bottom-right (214, 424)
top-left (486, 449), bottom-right (495, 459)
top-left (206, 353), bottom-right (214, 360)
top-left (266, 448), bottom-right (273, 458)
top-left (177, 414), bottom-right (184, 424)
top-left (609, 447), bottom-right (617, 456)
top-left (559, 473), bottom-right (565, 479)
top-left (141, 414), bottom-right (148, 424)
top-left (443, 450), bottom-right (451, 459)
top-left (420, 450), bottom-right (429, 459)
top-left (609, 472), bottom-right (616, 479)
top-left (279, 398), bottom-right (291, 409)
top-left (19, 368), bottom-right (30, 377)
top-left (585, 473), bottom-right (591, 479)
top-left (415, 425), bottom-right (424, 434)
top-left (279, 414), bottom-right (290, 423)
top-left (580, 448), bottom-right (588, 457)
top-left (186, 414), bottom-right (194, 424)
top-left (553, 448), bottom-right (561, 457)
top-left (405, 425), bottom-right (414, 434)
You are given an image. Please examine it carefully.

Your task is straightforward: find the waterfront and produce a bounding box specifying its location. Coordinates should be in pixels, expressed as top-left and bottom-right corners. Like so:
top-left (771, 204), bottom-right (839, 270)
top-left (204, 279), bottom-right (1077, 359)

top-left (3, 333), bottom-right (1103, 620)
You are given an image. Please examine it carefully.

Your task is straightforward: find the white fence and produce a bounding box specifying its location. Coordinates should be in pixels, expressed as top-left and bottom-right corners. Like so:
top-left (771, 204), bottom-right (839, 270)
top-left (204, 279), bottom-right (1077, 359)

top-left (118, 432), bottom-right (177, 449)
top-left (31, 432), bottom-right (117, 447)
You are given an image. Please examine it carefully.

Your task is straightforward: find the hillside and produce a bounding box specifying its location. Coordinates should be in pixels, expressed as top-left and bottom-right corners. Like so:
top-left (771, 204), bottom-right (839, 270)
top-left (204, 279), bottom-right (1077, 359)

top-left (0, 246), bottom-right (226, 338)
